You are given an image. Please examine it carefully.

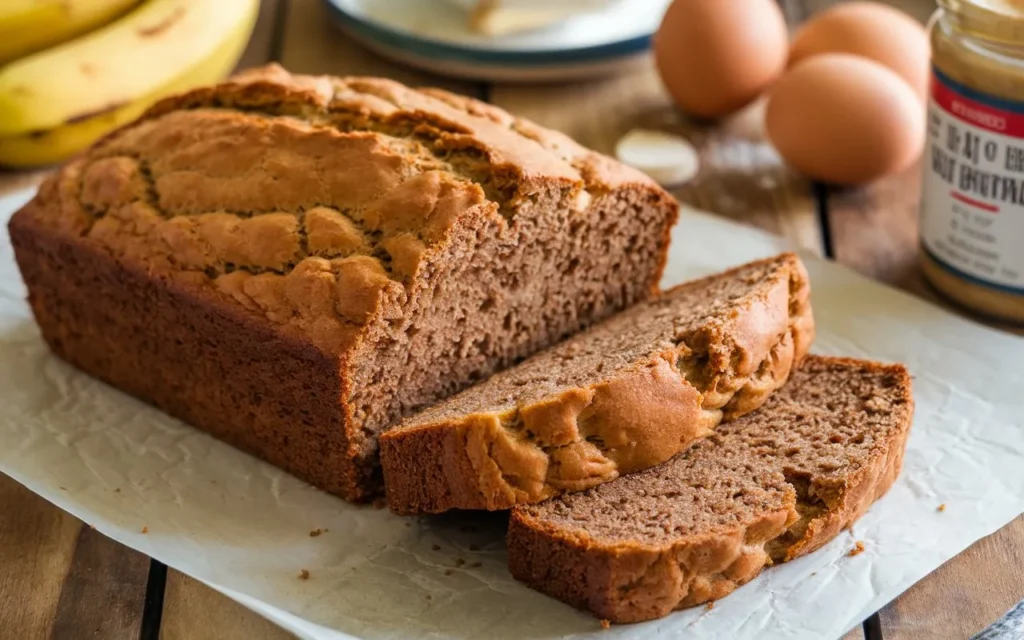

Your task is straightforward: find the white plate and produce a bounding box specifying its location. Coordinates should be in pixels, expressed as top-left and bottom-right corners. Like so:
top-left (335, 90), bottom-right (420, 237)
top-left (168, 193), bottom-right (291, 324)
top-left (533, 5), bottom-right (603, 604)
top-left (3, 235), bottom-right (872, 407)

top-left (322, 0), bottom-right (671, 81)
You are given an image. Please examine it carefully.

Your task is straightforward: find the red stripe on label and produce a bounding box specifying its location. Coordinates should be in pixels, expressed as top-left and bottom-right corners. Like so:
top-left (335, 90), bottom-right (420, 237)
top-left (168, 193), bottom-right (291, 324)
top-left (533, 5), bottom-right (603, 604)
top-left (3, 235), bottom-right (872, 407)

top-left (951, 190), bottom-right (1000, 212)
top-left (933, 76), bottom-right (1024, 137)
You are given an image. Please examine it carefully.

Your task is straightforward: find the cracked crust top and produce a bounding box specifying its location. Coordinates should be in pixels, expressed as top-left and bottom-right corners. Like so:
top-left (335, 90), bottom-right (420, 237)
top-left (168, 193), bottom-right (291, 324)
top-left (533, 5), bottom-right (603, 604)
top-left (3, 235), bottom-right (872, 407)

top-left (380, 253), bottom-right (815, 514)
top-left (16, 63), bottom-right (666, 356)
top-left (506, 355), bottom-right (914, 624)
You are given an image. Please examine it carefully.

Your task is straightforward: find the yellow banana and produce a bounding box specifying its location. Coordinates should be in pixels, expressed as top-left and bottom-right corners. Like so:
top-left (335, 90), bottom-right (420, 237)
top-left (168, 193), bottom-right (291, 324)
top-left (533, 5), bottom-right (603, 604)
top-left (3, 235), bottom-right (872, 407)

top-left (0, 0), bottom-right (140, 64)
top-left (0, 0), bottom-right (259, 168)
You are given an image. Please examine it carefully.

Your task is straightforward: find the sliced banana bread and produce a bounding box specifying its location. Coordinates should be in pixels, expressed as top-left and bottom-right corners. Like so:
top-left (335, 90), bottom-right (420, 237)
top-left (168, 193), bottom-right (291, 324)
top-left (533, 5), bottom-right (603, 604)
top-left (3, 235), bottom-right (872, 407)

top-left (507, 356), bottom-right (913, 624)
top-left (8, 64), bottom-right (679, 502)
top-left (380, 253), bottom-right (815, 514)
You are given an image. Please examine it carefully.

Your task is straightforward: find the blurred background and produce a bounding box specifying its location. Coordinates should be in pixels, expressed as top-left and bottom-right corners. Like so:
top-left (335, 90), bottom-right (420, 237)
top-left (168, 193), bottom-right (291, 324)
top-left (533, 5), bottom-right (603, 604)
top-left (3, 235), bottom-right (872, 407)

top-left (0, 0), bottom-right (936, 282)
top-left (0, 0), bottom-right (946, 314)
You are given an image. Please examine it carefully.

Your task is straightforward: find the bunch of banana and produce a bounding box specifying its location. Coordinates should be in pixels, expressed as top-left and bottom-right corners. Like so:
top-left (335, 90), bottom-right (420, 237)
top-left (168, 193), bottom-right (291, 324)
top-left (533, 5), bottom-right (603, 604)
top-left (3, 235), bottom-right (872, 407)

top-left (0, 0), bottom-right (140, 64)
top-left (0, 0), bottom-right (260, 168)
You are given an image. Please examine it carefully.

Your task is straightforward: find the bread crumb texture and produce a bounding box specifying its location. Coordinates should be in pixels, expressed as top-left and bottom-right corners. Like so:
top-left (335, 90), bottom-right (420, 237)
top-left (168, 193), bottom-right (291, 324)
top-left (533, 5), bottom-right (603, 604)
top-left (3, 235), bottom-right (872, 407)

top-left (507, 356), bottom-right (914, 624)
top-left (381, 253), bottom-right (815, 513)
top-left (849, 541), bottom-right (866, 557)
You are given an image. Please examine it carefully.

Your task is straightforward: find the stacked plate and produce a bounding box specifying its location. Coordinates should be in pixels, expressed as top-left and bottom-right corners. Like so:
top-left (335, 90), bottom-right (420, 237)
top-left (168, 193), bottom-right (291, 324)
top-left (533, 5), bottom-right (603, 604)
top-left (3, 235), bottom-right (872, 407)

top-left (322, 0), bottom-right (672, 81)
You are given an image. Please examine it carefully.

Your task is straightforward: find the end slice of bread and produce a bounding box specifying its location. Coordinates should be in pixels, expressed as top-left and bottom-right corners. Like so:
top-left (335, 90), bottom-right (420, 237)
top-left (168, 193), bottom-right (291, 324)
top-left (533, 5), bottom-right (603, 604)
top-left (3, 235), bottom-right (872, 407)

top-left (380, 253), bottom-right (815, 514)
top-left (506, 355), bottom-right (914, 624)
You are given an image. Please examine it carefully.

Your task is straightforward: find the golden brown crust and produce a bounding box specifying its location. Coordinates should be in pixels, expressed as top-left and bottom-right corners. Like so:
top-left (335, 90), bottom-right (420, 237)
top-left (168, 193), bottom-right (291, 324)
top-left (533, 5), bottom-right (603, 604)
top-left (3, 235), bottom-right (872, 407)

top-left (8, 191), bottom-right (362, 498)
top-left (31, 64), bottom-right (673, 356)
top-left (380, 254), bottom-right (815, 514)
top-left (505, 357), bottom-right (914, 624)
top-left (507, 496), bottom-right (798, 623)
top-left (10, 64), bottom-right (678, 502)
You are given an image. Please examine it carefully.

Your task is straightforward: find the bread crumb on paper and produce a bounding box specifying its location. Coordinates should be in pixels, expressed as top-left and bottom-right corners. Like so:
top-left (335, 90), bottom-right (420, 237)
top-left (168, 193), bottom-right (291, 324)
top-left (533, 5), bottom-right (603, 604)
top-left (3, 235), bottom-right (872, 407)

top-left (443, 569), bottom-right (453, 576)
top-left (705, 601), bottom-right (715, 611)
top-left (431, 544), bottom-right (441, 551)
top-left (298, 569), bottom-right (310, 580)
top-left (469, 562), bottom-right (482, 569)
top-left (600, 619), bottom-right (611, 630)
top-left (938, 503), bottom-right (947, 512)
top-left (454, 558), bottom-right (466, 567)
top-left (141, 526), bottom-right (149, 534)
top-left (309, 528), bottom-right (327, 537)
top-left (849, 541), bottom-right (865, 557)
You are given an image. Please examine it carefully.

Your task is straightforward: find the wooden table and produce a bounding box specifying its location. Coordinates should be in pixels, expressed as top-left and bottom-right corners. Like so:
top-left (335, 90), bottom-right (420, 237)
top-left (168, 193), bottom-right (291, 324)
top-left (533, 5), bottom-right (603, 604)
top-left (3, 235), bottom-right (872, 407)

top-left (1, 1), bottom-right (1021, 638)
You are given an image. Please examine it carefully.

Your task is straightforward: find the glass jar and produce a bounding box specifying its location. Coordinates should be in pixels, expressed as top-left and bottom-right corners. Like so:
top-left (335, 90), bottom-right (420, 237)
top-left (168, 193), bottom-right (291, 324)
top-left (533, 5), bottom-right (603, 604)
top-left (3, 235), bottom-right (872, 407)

top-left (919, 0), bottom-right (1024, 324)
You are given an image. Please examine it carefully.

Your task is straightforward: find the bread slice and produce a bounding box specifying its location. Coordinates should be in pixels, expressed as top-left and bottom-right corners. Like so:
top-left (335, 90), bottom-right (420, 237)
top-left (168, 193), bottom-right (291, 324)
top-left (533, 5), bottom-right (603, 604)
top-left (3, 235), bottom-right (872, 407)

top-left (380, 253), bottom-right (815, 514)
top-left (8, 65), bottom-right (680, 502)
top-left (506, 355), bottom-right (913, 624)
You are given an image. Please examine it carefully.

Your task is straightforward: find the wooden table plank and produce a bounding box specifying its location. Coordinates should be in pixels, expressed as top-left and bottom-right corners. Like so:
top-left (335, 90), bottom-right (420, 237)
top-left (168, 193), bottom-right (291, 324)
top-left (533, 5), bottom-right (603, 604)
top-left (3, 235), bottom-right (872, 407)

top-left (824, 165), bottom-right (924, 288)
top-left (161, 571), bottom-right (296, 640)
top-left (238, 0), bottom-right (287, 71)
top-left (878, 517), bottom-right (1024, 640)
top-left (0, 478), bottom-right (81, 640)
top-left (0, 477), bottom-right (150, 639)
top-left (49, 524), bottom-right (152, 639)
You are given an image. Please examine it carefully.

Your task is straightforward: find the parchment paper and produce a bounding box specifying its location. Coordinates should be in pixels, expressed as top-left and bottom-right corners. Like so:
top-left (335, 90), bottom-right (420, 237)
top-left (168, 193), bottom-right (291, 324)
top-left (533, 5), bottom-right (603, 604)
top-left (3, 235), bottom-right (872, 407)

top-left (2, 187), bottom-right (1022, 640)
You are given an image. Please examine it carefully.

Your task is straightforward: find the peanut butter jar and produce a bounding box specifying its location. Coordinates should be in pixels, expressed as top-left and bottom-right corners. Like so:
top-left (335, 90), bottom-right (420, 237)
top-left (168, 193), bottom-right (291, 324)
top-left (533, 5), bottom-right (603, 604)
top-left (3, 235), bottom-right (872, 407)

top-left (919, 0), bottom-right (1024, 323)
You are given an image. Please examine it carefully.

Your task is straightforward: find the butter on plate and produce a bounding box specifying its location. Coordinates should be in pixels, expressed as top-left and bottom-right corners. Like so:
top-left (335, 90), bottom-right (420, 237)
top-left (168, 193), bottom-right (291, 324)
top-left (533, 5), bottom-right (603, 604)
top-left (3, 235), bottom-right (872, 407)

top-left (444, 0), bottom-right (619, 36)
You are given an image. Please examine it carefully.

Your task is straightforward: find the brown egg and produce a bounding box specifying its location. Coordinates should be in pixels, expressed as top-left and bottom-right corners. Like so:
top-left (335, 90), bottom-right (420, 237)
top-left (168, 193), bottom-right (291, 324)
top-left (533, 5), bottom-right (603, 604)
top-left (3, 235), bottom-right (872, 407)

top-left (789, 2), bottom-right (930, 99)
top-left (765, 54), bottom-right (925, 185)
top-left (654, 0), bottom-right (788, 118)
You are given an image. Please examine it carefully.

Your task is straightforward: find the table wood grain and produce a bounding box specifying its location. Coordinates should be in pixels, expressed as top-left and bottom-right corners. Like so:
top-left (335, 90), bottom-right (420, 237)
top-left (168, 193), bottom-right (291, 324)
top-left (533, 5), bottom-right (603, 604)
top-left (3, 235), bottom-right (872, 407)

top-left (0, 0), bottom-right (1020, 638)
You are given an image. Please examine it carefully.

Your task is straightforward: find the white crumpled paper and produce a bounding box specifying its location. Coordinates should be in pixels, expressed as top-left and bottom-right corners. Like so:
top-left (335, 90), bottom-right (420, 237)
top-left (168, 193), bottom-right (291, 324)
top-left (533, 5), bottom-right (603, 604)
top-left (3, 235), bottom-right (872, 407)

top-left (2, 187), bottom-right (1022, 640)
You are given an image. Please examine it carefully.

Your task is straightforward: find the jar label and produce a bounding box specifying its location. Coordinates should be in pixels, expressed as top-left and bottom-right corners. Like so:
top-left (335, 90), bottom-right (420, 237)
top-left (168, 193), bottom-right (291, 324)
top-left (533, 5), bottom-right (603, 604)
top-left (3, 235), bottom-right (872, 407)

top-left (920, 67), bottom-right (1024, 294)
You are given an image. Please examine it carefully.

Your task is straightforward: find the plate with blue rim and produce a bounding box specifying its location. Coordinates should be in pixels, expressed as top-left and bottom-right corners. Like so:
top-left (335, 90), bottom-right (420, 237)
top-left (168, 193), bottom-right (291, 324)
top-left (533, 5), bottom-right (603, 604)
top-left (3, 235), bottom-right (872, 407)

top-left (322, 0), bottom-right (672, 82)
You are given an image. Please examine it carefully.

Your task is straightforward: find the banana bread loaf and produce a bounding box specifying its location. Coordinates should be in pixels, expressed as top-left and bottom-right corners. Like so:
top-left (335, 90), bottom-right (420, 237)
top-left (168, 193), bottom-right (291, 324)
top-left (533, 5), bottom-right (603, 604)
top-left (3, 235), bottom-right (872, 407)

top-left (507, 356), bottom-right (913, 623)
top-left (381, 253), bottom-right (814, 514)
top-left (7, 65), bottom-right (679, 502)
